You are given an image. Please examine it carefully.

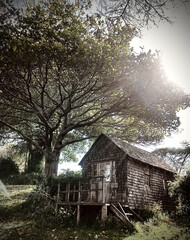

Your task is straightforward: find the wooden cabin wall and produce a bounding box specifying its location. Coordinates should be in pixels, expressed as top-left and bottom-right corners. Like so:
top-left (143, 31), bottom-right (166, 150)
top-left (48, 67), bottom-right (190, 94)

top-left (81, 135), bottom-right (175, 210)
top-left (114, 153), bottom-right (128, 203)
top-left (127, 157), bottom-right (175, 210)
top-left (81, 135), bottom-right (127, 203)
top-left (81, 135), bottom-right (124, 178)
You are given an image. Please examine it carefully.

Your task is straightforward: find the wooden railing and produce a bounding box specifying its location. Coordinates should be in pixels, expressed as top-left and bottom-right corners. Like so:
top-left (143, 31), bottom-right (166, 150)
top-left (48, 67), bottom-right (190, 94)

top-left (57, 176), bottom-right (105, 204)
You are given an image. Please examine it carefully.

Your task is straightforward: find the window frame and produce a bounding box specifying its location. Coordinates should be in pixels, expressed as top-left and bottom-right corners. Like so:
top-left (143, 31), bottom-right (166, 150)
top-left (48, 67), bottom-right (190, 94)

top-left (93, 161), bottom-right (115, 182)
top-left (144, 167), bottom-right (151, 187)
top-left (144, 173), bottom-right (150, 187)
top-left (163, 179), bottom-right (168, 191)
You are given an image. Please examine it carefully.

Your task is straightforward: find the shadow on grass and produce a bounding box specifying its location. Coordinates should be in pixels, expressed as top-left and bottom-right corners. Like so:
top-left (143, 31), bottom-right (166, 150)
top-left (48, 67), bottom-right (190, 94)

top-left (0, 185), bottom-right (130, 240)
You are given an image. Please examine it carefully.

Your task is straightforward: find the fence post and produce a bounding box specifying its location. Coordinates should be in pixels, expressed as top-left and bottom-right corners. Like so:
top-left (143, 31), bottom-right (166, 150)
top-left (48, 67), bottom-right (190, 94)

top-left (101, 204), bottom-right (107, 221)
top-left (66, 182), bottom-right (70, 202)
top-left (78, 180), bottom-right (81, 202)
top-left (77, 204), bottom-right (80, 224)
top-left (102, 177), bottom-right (105, 203)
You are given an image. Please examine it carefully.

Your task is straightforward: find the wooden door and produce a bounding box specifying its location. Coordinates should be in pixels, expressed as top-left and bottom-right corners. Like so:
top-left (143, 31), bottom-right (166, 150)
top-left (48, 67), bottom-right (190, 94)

top-left (100, 162), bottom-right (111, 203)
top-left (92, 161), bottom-right (112, 203)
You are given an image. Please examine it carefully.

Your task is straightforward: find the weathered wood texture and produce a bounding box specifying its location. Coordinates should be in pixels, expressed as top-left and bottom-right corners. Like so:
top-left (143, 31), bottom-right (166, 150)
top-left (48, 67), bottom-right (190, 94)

top-left (79, 134), bottom-right (175, 210)
top-left (57, 177), bottom-right (104, 203)
top-left (127, 157), bottom-right (174, 210)
top-left (81, 135), bottom-right (126, 203)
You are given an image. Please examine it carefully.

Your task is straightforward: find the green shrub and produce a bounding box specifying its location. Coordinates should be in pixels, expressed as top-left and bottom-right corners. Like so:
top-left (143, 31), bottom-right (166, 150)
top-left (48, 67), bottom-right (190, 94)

top-left (126, 221), bottom-right (189, 240)
top-left (124, 204), bottom-right (171, 240)
top-left (21, 186), bottom-right (56, 226)
top-left (0, 157), bottom-right (19, 179)
top-left (22, 186), bottom-right (76, 227)
top-left (142, 203), bottom-right (168, 223)
top-left (45, 170), bottom-right (82, 196)
top-left (5, 172), bottom-right (45, 185)
top-left (169, 170), bottom-right (190, 222)
top-left (19, 171), bottom-right (82, 227)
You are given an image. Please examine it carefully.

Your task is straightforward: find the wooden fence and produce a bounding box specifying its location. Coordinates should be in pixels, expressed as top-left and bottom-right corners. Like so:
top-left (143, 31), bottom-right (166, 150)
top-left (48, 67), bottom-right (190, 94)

top-left (56, 176), bottom-right (106, 204)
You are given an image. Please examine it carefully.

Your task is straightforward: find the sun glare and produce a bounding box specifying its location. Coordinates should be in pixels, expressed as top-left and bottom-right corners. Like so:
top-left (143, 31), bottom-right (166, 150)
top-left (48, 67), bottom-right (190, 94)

top-left (161, 51), bottom-right (190, 93)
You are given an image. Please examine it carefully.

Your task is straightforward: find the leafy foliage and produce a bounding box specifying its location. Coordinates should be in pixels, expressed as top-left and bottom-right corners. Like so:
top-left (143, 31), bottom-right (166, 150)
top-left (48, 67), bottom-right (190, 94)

top-left (20, 170), bottom-right (83, 226)
top-left (124, 203), bottom-right (190, 240)
top-left (0, 156), bottom-right (19, 178)
top-left (142, 203), bottom-right (169, 223)
top-left (169, 170), bottom-right (190, 222)
top-left (21, 186), bottom-right (59, 227)
top-left (22, 170), bottom-right (83, 227)
top-left (0, 140), bottom-right (44, 173)
top-left (0, 141), bottom-right (27, 172)
top-left (59, 139), bottom-right (92, 163)
top-left (0, 0), bottom-right (188, 177)
top-left (4, 172), bottom-right (45, 185)
top-left (0, 0), bottom-right (18, 26)
top-left (45, 170), bottom-right (82, 196)
top-left (125, 221), bottom-right (190, 240)
top-left (153, 143), bottom-right (190, 174)
top-left (1, 185), bottom-right (190, 239)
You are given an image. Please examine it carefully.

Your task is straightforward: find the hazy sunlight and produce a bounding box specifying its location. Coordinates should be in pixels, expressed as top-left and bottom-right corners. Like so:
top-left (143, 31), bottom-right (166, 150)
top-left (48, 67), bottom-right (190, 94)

top-left (161, 50), bottom-right (190, 93)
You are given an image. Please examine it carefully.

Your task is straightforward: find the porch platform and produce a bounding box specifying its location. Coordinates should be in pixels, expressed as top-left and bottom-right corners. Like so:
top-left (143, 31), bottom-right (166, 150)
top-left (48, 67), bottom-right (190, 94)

top-left (55, 178), bottom-right (137, 226)
top-left (56, 201), bottom-right (110, 224)
top-left (56, 201), bottom-right (109, 206)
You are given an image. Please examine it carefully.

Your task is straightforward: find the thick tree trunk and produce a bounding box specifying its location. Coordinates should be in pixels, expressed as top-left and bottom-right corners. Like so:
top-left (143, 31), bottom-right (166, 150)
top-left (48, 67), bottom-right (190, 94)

top-left (44, 150), bottom-right (60, 177)
top-left (26, 149), bottom-right (44, 173)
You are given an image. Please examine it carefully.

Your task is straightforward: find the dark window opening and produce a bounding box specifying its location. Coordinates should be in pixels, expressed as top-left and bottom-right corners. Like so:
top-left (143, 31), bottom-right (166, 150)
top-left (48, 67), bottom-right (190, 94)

top-left (144, 174), bottom-right (150, 186)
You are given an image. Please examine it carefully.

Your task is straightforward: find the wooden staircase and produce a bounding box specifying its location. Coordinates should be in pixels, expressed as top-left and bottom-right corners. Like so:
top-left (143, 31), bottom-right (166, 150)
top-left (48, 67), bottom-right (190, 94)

top-left (110, 202), bottom-right (143, 228)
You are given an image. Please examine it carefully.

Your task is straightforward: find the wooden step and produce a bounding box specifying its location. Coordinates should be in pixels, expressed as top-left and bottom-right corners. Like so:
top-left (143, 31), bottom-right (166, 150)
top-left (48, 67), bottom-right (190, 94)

top-left (117, 202), bottom-right (143, 222)
top-left (110, 204), bottom-right (134, 228)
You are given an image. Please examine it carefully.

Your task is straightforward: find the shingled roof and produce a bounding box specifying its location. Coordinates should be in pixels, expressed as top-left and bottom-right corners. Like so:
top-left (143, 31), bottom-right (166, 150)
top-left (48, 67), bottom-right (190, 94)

top-left (79, 134), bottom-right (175, 173)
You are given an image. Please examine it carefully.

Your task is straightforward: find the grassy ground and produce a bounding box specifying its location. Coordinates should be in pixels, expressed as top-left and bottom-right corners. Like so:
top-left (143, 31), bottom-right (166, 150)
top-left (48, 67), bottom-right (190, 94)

top-left (0, 185), bottom-right (189, 240)
top-left (125, 221), bottom-right (190, 240)
top-left (0, 185), bottom-right (128, 240)
top-left (0, 185), bottom-right (35, 207)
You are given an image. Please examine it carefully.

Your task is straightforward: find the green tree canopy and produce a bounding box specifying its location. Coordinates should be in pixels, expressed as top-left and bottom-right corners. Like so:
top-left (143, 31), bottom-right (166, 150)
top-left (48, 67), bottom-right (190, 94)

top-left (0, 0), bottom-right (188, 177)
top-left (153, 142), bottom-right (190, 174)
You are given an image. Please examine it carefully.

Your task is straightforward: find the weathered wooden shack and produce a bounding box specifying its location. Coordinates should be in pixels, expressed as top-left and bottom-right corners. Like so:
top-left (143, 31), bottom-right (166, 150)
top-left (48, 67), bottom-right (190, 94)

top-left (56, 134), bottom-right (175, 224)
top-left (79, 134), bottom-right (175, 209)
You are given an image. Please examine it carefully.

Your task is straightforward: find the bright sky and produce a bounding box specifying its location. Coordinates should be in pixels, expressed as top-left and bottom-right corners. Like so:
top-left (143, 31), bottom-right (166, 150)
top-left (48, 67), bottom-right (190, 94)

top-left (131, 2), bottom-right (190, 152)
top-left (131, 3), bottom-right (190, 93)
top-left (59, 2), bottom-right (190, 173)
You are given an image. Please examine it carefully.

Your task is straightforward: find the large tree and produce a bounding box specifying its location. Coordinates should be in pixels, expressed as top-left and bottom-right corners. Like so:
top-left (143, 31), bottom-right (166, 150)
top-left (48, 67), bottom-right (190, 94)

top-left (0, 0), bottom-right (188, 177)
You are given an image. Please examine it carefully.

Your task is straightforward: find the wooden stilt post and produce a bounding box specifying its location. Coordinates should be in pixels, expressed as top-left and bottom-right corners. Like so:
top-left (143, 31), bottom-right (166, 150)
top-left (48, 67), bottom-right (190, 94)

top-left (102, 177), bottom-right (105, 203)
top-left (78, 180), bottom-right (81, 202)
top-left (101, 204), bottom-right (107, 221)
top-left (55, 204), bottom-right (59, 216)
top-left (55, 183), bottom-right (60, 216)
top-left (77, 204), bottom-right (80, 225)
